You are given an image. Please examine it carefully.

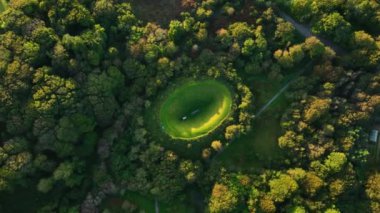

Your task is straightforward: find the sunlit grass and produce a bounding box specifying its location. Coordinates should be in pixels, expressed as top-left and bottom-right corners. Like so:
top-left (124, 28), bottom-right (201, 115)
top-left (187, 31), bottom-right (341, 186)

top-left (159, 80), bottom-right (233, 140)
top-left (0, 0), bottom-right (7, 12)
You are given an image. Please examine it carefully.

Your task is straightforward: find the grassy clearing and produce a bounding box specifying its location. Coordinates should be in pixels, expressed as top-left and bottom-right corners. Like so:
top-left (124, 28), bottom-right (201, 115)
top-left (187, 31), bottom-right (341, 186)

top-left (215, 61), bottom-right (314, 171)
top-left (215, 96), bottom-right (287, 170)
top-left (0, 0), bottom-right (7, 12)
top-left (145, 73), bottom-right (298, 161)
top-left (160, 80), bottom-right (233, 140)
top-left (214, 75), bottom-right (288, 170)
top-left (144, 78), bottom-right (234, 160)
top-left (129, 0), bottom-right (183, 26)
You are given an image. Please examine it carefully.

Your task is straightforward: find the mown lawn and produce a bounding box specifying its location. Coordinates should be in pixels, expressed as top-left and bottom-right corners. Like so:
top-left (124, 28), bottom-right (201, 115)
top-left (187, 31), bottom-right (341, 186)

top-left (214, 75), bottom-right (289, 171)
top-left (214, 60), bottom-right (313, 171)
top-left (159, 80), bottom-right (233, 140)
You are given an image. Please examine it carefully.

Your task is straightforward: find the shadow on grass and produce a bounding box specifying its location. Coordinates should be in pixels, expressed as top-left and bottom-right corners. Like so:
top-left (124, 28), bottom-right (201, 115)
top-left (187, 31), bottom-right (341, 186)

top-left (214, 93), bottom-right (287, 171)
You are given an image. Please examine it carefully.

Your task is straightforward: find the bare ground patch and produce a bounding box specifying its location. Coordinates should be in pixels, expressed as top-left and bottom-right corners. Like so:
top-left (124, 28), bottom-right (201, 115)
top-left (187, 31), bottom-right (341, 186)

top-left (129, 0), bottom-right (185, 26)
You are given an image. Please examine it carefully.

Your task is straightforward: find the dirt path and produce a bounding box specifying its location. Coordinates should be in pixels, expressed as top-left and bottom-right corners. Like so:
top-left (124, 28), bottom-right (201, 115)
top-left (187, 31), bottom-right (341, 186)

top-left (255, 62), bottom-right (313, 117)
top-left (277, 10), bottom-right (347, 56)
top-left (155, 198), bottom-right (159, 213)
top-left (376, 140), bottom-right (380, 162)
top-left (374, 126), bottom-right (380, 162)
top-left (255, 81), bottom-right (290, 117)
top-left (256, 9), bottom-right (351, 117)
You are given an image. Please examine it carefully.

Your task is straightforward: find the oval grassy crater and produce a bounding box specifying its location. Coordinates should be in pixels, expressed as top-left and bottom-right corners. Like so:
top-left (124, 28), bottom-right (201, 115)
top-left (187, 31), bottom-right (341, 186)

top-left (159, 80), bottom-right (233, 140)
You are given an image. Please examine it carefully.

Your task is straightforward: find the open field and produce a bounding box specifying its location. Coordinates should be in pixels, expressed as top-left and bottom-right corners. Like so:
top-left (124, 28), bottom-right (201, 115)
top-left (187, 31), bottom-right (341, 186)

top-left (367, 125), bottom-right (380, 166)
top-left (215, 61), bottom-right (313, 171)
top-left (214, 75), bottom-right (289, 170)
top-left (160, 80), bottom-right (233, 140)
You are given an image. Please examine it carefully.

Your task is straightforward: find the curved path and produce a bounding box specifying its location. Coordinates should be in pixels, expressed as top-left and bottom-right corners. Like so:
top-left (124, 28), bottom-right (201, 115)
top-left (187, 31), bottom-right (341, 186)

top-left (277, 10), bottom-right (347, 56)
top-left (256, 9), bottom-right (349, 117)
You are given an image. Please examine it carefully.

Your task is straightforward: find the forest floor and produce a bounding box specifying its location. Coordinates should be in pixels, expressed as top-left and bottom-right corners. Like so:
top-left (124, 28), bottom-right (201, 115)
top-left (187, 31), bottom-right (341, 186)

top-left (129, 0), bottom-right (184, 27)
top-left (0, 182), bottom-right (57, 213)
top-left (102, 190), bottom-right (195, 213)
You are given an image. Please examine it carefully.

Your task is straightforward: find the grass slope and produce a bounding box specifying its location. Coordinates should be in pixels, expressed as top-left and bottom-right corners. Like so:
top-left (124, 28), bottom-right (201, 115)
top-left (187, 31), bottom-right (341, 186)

top-left (159, 80), bottom-right (233, 140)
top-left (0, 0), bottom-right (7, 12)
top-left (216, 94), bottom-right (286, 170)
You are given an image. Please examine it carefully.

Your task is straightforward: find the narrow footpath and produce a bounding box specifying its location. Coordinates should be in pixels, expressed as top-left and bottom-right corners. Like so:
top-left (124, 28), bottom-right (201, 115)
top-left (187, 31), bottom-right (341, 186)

top-left (277, 10), bottom-right (347, 56)
top-left (255, 62), bottom-right (313, 117)
top-left (256, 9), bottom-right (349, 117)
top-left (155, 199), bottom-right (159, 213)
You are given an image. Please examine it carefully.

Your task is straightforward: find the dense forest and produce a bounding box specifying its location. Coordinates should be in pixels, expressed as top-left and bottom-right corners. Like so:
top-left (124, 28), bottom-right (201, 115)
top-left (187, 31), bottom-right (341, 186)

top-left (0, 0), bottom-right (379, 212)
